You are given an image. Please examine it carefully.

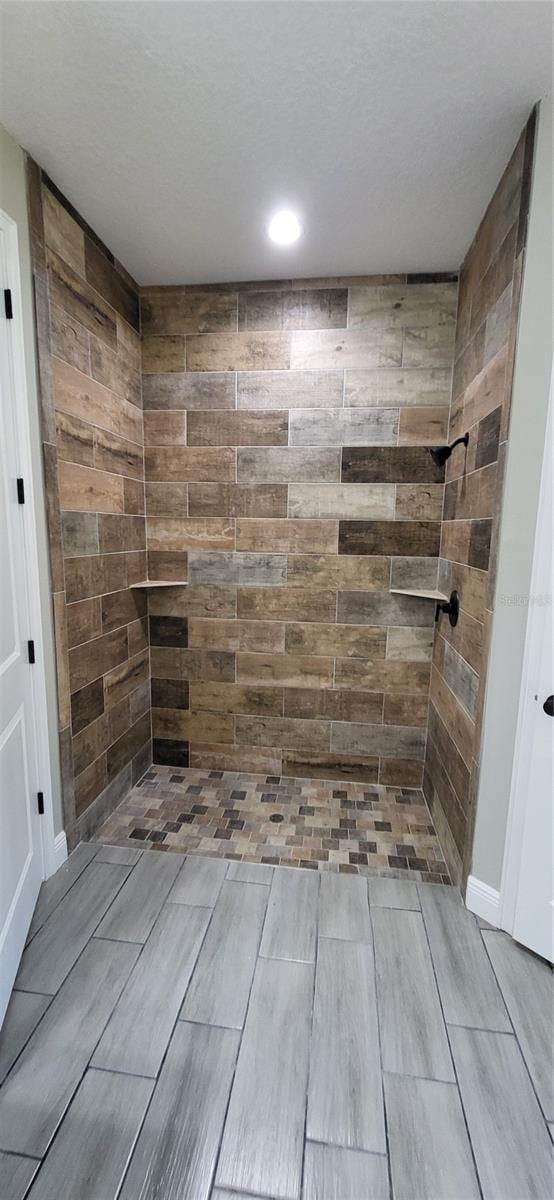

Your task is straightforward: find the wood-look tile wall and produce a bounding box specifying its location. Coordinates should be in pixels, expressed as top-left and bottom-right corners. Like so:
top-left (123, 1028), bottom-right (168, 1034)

top-left (422, 113), bottom-right (536, 884)
top-left (141, 274), bottom-right (458, 785)
top-left (27, 163), bottom-right (150, 847)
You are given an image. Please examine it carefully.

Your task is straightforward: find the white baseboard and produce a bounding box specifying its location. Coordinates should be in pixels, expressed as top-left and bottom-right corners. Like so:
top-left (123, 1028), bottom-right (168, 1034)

top-left (50, 831), bottom-right (68, 875)
top-left (465, 875), bottom-right (501, 926)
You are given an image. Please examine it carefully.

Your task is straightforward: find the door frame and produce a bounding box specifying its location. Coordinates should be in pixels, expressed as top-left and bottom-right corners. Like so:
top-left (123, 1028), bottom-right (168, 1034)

top-left (499, 366), bottom-right (553, 936)
top-left (0, 205), bottom-right (62, 879)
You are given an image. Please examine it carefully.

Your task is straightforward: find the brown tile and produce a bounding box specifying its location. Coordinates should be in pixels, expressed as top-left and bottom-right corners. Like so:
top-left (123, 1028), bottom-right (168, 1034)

top-left (93, 428), bottom-right (143, 480)
top-left (237, 652), bottom-right (334, 689)
top-left (282, 751), bottom-right (378, 784)
top-left (66, 597), bottom-right (102, 648)
top-left (56, 410), bottom-right (94, 466)
top-left (53, 358), bottom-right (142, 444)
top-left (98, 514), bottom-right (145, 553)
top-left (190, 682), bottom-right (283, 716)
top-left (331, 721), bottom-right (425, 759)
top-left (398, 407), bottom-right (449, 445)
top-left (42, 443), bottom-right (64, 592)
top-left (61, 512), bottom-right (99, 557)
top-left (128, 616), bottom-right (149, 657)
top-left (338, 520), bottom-right (440, 557)
top-left (386, 627), bottom-right (434, 661)
top-left (177, 648), bottom-right (236, 683)
top-left (47, 247), bottom-right (117, 350)
top-left (290, 328), bottom-right (402, 370)
top-left (52, 592), bottom-right (71, 729)
top-left (348, 282), bottom-right (457, 331)
top-left (143, 411), bottom-right (187, 447)
top-left (389, 556), bottom-right (438, 591)
top-left (71, 677), bottom-right (105, 735)
top-left (101, 588), bottom-right (147, 634)
top-left (186, 331), bottom-right (290, 372)
top-left (188, 483), bottom-right (287, 518)
top-left (188, 410), bottom-right (288, 447)
top-left (141, 290), bottom-right (237, 335)
top-left (341, 446), bottom-right (443, 484)
top-left (244, 288), bottom-right (347, 331)
top-left (395, 484), bottom-right (443, 521)
top-left (284, 687), bottom-right (383, 724)
top-left (384, 693), bottom-right (429, 727)
top-left (286, 554), bottom-right (389, 591)
top-left (58, 461), bottom-right (125, 514)
top-left (237, 447), bottom-right (340, 483)
top-left (402, 323), bottom-right (455, 368)
top-left (153, 709), bottom-right (234, 744)
top-left (124, 478), bottom-right (145, 514)
top-left (142, 336), bottom-right (185, 373)
top-left (50, 304), bottom-right (91, 374)
top-left (145, 482), bottom-right (188, 516)
top-left (150, 678), bottom-right (189, 710)
top-left (90, 335), bottom-right (141, 407)
top-left (237, 586), bottom-right (336, 623)
top-left (107, 713), bottom-right (151, 780)
top-left (345, 367), bottom-right (451, 409)
top-left (84, 237), bottom-right (139, 329)
top-left (147, 517), bottom-right (235, 552)
top-left (380, 758), bottom-right (423, 787)
top-left (104, 648), bottom-right (150, 709)
top-left (237, 369), bottom-right (343, 410)
top-left (236, 519), bottom-right (337, 554)
top-left (188, 617), bottom-right (284, 653)
top-left (335, 658), bottom-right (430, 694)
top-left (429, 666), bottom-right (474, 767)
top-left (42, 186), bottom-right (86, 277)
top-left (468, 519), bottom-right (492, 571)
top-left (235, 715), bottom-right (330, 752)
top-left (285, 622), bottom-right (386, 659)
top-left (145, 446), bottom-right (235, 482)
top-left (189, 743), bottom-right (281, 775)
top-left (75, 754), bottom-right (107, 818)
top-left (147, 550), bottom-right (188, 581)
top-left (142, 372), bottom-right (236, 411)
top-left (68, 627), bottom-right (128, 693)
top-left (65, 553), bottom-right (127, 603)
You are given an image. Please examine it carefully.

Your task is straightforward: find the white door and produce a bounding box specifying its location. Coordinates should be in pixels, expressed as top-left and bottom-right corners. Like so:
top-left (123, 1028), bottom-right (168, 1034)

top-left (506, 374), bottom-right (553, 962)
top-left (0, 212), bottom-right (44, 1021)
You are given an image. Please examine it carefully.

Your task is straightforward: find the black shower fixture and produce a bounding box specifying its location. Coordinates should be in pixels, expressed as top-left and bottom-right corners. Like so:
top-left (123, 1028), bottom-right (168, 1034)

top-left (429, 433), bottom-right (469, 469)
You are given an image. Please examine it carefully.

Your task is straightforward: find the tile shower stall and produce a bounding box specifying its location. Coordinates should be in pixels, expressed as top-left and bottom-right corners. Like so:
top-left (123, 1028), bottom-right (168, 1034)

top-left (28, 114), bottom-right (534, 885)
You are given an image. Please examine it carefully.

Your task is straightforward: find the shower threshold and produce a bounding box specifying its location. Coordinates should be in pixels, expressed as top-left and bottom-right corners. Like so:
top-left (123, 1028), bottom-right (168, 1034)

top-left (95, 766), bottom-right (450, 884)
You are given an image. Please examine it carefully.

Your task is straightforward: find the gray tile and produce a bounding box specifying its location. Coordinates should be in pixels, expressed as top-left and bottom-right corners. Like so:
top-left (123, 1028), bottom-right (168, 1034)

top-left (26, 842), bottom-right (98, 943)
top-left (95, 851), bottom-right (183, 942)
top-left (92, 904), bottom-right (211, 1077)
top-left (368, 877), bottom-right (420, 910)
top-left (289, 407), bottom-right (398, 447)
top-left (216, 957), bottom-right (313, 1200)
top-left (307, 938), bottom-right (385, 1153)
top-left (212, 1192), bottom-right (276, 1200)
top-left (225, 860), bottom-right (274, 884)
top-left (26, 1068), bottom-right (154, 1200)
top-left (0, 939), bottom-right (139, 1157)
top-left (259, 867), bottom-right (318, 963)
top-left (319, 872), bottom-right (371, 942)
top-left (483, 930), bottom-right (554, 1120)
top-left (450, 1026), bottom-right (553, 1200)
top-left (120, 1021), bottom-right (239, 1200)
top-left (0, 991), bottom-right (50, 1085)
top-left (0, 1151), bottom-right (39, 1200)
top-left (384, 1073), bottom-right (480, 1200)
top-left (419, 884), bottom-right (510, 1030)
top-left (92, 844), bottom-right (143, 865)
top-left (17, 862), bottom-right (131, 994)
top-left (167, 855), bottom-right (227, 906)
top-left (372, 907), bottom-right (454, 1081)
top-left (303, 1142), bottom-right (389, 1200)
top-left (181, 881), bottom-right (267, 1029)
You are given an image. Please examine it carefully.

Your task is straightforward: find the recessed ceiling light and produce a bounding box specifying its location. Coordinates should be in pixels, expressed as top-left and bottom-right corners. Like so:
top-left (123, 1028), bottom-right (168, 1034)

top-left (267, 210), bottom-right (302, 245)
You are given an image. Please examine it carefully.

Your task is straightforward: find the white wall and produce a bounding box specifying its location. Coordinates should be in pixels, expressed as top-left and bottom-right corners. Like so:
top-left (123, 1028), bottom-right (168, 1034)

top-left (0, 123), bottom-right (63, 835)
top-left (471, 98), bottom-right (553, 890)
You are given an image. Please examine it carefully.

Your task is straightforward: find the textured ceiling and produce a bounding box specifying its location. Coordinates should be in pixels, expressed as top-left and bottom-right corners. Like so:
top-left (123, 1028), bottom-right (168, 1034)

top-left (0, 2), bottom-right (551, 284)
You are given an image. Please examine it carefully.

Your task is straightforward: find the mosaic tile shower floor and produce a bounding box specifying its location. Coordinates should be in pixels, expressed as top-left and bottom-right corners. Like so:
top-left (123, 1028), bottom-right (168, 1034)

top-left (96, 765), bottom-right (451, 883)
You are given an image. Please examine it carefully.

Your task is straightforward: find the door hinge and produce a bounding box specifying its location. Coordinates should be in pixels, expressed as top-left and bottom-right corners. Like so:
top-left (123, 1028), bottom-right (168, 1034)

top-left (17, 477), bottom-right (25, 504)
top-left (37, 791), bottom-right (45, 815)
top-left (28, 639), bottom-right (36, 664)
top-left (4, 288), bottom-right (13, 319)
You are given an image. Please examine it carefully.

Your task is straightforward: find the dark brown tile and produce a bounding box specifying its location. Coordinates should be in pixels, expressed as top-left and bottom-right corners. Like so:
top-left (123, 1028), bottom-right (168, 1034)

top-left (341, 446), bottom-right (444, 483)
top-left (339, 520), bottom-right (440, 557)
top-left (149, 614), bottom-right (188, 648)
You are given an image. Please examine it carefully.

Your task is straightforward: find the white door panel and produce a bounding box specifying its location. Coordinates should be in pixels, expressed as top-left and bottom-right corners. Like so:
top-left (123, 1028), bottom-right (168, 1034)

top-left (0, 214), bottom-right (43, 1021)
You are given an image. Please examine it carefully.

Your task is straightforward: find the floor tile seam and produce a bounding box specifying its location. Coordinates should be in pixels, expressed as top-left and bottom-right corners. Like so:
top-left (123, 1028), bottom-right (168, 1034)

top-left (24, 844), bottom-right (102, 948)
top-left (416, 899), bottom-right (485, 1200)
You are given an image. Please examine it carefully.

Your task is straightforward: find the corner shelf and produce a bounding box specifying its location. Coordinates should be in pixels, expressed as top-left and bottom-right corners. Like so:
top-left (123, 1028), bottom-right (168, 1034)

top-left (130, 580), bottom-right (188, 589)
top-left (390, 588), bottom-right (448, 601)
